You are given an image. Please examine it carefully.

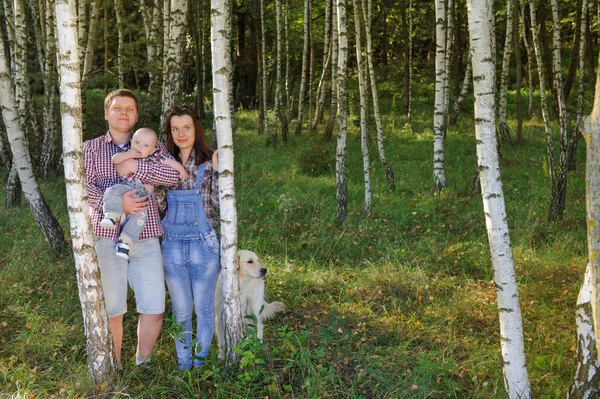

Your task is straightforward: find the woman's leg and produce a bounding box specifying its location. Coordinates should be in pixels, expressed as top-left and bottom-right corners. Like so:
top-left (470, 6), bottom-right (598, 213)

top-left (189, 241), bottom-right (221, 366)
top-left (162, 240), bottom-right (195, 370)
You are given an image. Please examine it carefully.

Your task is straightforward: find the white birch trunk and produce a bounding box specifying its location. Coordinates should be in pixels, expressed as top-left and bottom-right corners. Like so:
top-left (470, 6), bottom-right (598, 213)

top-left (335, 0), bottom-right (348, 225)
top-left (211, 0), bottom-right (243, 363)
top-left (259, 0), bottom-right (269, 142)
top-left (499, 0), bottom-right (514, 143)
top-left (568, 263), bottom-right (600, 398)
top-left (161, 0), bottom-right (189, 132)
top-left (323, 0), bottom-right (338, 142)
top-left (310, 0), bottom-right (331, 132)
top-left (0, 19), bottom-right (66, 252)
top-left (586, 50), bottom-right (600, 366)
top-left (528, 1), bottom-right (558, 222)
top-left (352, 0), bottom-right (370, 215)
top-left (294, 0), bottom-right (310, 136)
top-left (407, 0), bottom-right (413, 125)
top-left (55, 0), bottom-right (115, 382)
top-left (274, 0), bottom-right (289, 142)
top-left (361, 0), bottom-right (395, 191)
top-left (39, 0), bottom-right (60, 177)
top-left (467, 0), bottom-right (531, 397)
top-left (443, 0), bottom-right (453, 123)
top-left (114, 0), bottom-right (125, 87)
top-left (549, 0), bottom-right (568, 221)
top-left (284, 0), bottom-right (290, 112)
top-left (519, 1), bottom-right (534, 116)
top-left (433, 0), bottom-right (447, 191)
top-left (77, 0), bottom-right (88, 67)
top-left (567, 0), bottom-right (588, 171)
top-left (82, 0), bottom-right (100, 80)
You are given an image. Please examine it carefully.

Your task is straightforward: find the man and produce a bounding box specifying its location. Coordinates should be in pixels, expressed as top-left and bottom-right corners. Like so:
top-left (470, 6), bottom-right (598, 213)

top-left (84, 89), bottom-right (179, 367)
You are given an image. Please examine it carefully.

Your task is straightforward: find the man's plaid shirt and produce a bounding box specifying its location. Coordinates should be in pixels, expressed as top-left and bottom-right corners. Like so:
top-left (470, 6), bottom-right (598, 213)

top-left (84, 131), bottom-right (180, 241)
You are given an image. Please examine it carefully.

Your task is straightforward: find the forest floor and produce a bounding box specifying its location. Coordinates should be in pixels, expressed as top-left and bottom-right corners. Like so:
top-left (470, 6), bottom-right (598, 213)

top-left (0, 96), bottom-right (588, 398)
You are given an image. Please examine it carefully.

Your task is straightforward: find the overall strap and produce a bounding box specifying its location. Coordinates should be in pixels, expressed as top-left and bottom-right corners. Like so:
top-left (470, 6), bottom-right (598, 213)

top-left (195, 162), bottom-right (208, 189)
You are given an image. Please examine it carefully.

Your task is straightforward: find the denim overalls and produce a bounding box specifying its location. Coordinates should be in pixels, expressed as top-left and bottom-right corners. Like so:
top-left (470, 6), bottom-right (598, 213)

top-left (162, 162), bottom-right (220, 370)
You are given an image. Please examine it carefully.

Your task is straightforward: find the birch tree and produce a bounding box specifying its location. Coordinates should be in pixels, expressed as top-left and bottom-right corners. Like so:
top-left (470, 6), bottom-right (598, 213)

top-left (211, 0), bottom-right (243, 363)
top-left (583, 33), bottom-right (600, 371)
top-left (55, 0), bottom-right (115, 382)
top-left (335, 0), bottom-right (348, 225)
top-left (81, 0), bottom-right (101, 81)
top-left (467, 0), bottom-right (531, 396)
top-left (274, 0), bottom-right (290, 142)
top-left (567, 0), bottom-right (587, 172)
top-left (528, 0), bottom-right (562, 222)
top-left (548, 0), bottom-right (569, 221)
top-left (433, 0), bottom-right (448, 192)
top-left (361, 0), bottom-right (395, 191)
top-left (39, 0), bottom-right (61, 177)
top-left (310, 0), bottom-right (331, 132)
top-left (161, 0), bottom-right (189, 132)
top-left (0, 21), bottom-right (66, 252)
top-left (114, 0), bottom-right (125, 87)
top-left (323, 1), bottom-right (338, 142)
top-left (568, 264), bottom-right (600, 397)
top-left (498, 0), bottom-right (514, 144)
top-left (294, 0), bottom-right (311, 136)
top-left (259, 0), bottom-right (269, 143)
top-left (449, 52), bottom-right (471, 127)
top-left (353, 0), bottom-right (370, 215)
top-left (140, 0), bottom-right (163, 124)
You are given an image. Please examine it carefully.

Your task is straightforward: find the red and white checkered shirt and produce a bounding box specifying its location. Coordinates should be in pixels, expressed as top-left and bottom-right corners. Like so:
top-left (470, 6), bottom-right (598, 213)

top-left (84, 131), bottom-right (180, 241)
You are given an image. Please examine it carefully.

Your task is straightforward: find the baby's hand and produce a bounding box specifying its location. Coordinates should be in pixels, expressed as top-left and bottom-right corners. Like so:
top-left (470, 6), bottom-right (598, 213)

top-left (180, 170), bottom-right (189, 181)
top-left (128, 148), bottom-right (142, 159)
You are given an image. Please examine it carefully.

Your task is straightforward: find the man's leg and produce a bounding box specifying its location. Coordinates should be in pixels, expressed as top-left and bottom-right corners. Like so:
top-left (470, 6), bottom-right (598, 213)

top-left (94, 237), bottom-right (128, 365)
top-left (109, 315), bottom-right (124, 364)
top-left (128, 238), bottom-right (165, 364)
top-left (137, 313), bottom-right (163, 358)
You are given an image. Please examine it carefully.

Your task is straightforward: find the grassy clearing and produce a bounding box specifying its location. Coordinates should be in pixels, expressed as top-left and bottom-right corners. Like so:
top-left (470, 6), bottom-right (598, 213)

top-left (0, 97), bottom-right (588, 398)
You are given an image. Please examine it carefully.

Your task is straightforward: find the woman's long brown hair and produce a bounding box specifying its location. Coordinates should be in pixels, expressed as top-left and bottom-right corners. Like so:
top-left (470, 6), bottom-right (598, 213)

top-left (164, 106), bottom-right (213, 166)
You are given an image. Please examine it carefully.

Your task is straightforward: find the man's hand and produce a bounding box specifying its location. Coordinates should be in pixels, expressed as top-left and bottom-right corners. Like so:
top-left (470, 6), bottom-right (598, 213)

top-left (122, 189), bottom-right (149, 217)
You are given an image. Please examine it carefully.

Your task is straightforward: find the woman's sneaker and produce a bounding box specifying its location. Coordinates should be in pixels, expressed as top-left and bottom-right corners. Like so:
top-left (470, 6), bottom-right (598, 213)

top-left (100, 216), bottom-right (118, 230)
top-left (115, 241), bottom-right (130, 260)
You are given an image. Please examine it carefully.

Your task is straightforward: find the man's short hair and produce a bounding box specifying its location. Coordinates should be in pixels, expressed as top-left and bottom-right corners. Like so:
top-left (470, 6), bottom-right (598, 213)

top-left (104, 89), bottom-right (141, 114)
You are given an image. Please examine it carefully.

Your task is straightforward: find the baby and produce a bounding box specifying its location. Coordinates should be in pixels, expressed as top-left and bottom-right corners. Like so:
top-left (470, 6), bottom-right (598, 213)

top-left (100, 127), bottom-right (188, 260)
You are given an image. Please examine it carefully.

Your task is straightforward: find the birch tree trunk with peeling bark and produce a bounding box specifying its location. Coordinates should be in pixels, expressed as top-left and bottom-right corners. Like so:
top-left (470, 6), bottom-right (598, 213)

top-left (467, 0), bottom-right (531, 396)
top-left (498, 0), bottom-right (514, 144)
top-left (361, 0), bottom-right (395, 191)
top-left (0, 17), bottom-right (66, 252)
top-left (352, 0), bottom-right (370, 216)
top-left (335, 0), bottom-right (348, 225)
top-left (433, 0), bottom-right (447, 192)
top-left (161, 0), bottom-right (189, 134)
top-left (211, 0), bottom-right (243, 363)
top-left (295, 0), bottom-right (310, 136)
top-left (55, 0), bottom-right (115, 382)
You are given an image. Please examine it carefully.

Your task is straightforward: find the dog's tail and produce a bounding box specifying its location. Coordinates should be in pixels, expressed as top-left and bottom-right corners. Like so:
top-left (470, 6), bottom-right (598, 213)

top-left (261, 301), bottom-right (285, 321)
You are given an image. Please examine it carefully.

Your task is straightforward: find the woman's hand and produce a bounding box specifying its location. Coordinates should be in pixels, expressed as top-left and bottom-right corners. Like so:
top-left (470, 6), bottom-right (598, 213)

top-left (212, 150), bottom-right (219, 170)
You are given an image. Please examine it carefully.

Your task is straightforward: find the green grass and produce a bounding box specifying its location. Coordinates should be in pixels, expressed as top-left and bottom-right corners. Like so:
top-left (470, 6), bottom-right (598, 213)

top-left (0, 99), bottom-right (588, 398)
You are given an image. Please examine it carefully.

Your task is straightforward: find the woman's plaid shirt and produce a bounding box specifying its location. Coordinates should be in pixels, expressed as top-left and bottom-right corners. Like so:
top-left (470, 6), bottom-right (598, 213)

top-left (158, 149), bottom-right (219, 230)
top-left (84, 131), bottom-right (180, 241)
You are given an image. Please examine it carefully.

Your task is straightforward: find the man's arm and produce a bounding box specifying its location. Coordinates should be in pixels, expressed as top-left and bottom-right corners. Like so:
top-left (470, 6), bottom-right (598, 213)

top-left (83, 141), bottom-right (104, 210)
top-left (162, 158), bottom-right (189, 180)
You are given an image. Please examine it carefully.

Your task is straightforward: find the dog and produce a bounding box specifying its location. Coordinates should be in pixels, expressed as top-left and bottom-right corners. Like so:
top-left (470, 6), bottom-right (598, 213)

top-left (214, 250), bottom-right (285, 357)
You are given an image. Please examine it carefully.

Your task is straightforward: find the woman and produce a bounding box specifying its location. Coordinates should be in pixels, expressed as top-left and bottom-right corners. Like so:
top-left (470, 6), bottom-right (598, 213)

top-left (161, 106), bottom-right (219, 370)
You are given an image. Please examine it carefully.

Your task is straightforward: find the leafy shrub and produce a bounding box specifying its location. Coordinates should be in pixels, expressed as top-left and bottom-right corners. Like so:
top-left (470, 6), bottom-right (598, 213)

top-left (296, 138), bottom-right (334, 176)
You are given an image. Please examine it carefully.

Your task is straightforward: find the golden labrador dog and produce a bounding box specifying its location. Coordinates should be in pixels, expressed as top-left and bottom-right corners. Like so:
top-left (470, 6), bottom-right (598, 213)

top-left (214, 250), bottom-right (285, 357)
